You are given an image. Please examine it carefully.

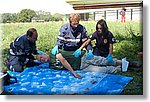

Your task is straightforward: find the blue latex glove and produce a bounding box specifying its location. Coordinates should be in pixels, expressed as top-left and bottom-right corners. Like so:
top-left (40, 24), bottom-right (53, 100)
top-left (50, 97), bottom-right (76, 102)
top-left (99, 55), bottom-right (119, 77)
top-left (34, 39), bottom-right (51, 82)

top-left (37, 50), bottom-right (46, 55)
top-left (87, 50), bottom-right (94, 60)
top-left (51, 46), bottom-right (59, 55)
top-left (106, 54), bottom-right (113, 63)
top-left (73, 49), bottom-right (81, 58)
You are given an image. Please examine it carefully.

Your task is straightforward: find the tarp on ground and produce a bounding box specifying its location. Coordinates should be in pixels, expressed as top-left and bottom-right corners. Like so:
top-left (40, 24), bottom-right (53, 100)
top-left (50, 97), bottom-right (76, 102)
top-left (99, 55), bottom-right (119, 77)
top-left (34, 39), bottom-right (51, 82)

top-left (4, 63), bottom-right (133, 95)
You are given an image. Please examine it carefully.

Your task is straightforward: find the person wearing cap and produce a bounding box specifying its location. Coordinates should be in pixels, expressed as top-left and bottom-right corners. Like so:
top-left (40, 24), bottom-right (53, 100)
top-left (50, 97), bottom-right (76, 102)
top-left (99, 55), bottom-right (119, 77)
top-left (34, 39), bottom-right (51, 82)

top-left (6, 28), bottom-right (45, 72)
top-left (50, 13), bottom-right (92, 70)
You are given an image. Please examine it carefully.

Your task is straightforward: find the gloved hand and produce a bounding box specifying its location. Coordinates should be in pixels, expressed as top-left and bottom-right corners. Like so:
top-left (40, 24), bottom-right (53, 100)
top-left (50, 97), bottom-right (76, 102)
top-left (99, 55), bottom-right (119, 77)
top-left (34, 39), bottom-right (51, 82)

top-left (37, 50), bottom-right (46, 55)
top-left (51, 45), bottom-right (59, 55)
top-left (106, 54), bottom-right (113, 63)
top-left (87, 50), bottom-right (94, 60)
top-left (73, 49), bottom-right (81, 58)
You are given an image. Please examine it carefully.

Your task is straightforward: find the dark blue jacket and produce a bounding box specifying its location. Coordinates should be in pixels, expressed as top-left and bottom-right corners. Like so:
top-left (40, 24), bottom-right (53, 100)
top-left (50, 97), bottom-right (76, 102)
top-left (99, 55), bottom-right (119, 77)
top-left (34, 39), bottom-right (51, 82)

top-left (56, 23), bottom-right (92, 51)
top-left (9, 34), bottom-right (37, 57)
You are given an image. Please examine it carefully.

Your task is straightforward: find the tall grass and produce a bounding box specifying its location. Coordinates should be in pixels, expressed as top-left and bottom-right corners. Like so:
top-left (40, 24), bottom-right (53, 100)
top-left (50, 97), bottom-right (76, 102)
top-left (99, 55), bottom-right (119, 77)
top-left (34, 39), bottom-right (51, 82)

top-left (1, 21), bottom-right (142, 62)
top-left (1, 21), bottom-right (142, 52)
top-left (1, 21), bottom-right (143, 94)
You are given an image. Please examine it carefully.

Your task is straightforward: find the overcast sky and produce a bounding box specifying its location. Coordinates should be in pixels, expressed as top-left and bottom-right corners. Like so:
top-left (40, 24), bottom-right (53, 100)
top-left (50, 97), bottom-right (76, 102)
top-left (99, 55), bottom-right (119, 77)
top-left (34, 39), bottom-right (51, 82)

top-left (0, 0), bottom-right (74, 14)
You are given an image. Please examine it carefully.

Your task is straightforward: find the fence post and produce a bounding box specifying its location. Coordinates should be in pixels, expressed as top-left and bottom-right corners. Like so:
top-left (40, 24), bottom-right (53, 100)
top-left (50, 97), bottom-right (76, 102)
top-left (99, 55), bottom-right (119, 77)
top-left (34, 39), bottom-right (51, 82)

top-left (131, 9), bottom-right (133, 21)
top-left (94, 12), bottom-right (95, 21)
top-left (104, 11), bottom-right (106, 20)
top-left (116, 10), bottom-right (119, 21)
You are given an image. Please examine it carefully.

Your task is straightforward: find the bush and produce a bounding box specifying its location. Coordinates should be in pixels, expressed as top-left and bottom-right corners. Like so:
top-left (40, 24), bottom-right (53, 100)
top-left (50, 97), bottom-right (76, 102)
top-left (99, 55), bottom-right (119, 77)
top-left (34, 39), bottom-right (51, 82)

top-left (113, 40), bottom-right (142, 61)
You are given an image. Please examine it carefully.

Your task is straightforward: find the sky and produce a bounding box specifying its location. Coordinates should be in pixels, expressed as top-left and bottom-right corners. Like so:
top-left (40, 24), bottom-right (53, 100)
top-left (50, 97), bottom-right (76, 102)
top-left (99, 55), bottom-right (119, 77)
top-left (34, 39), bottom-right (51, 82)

top-left (0, 0), bottom-right (74, 14)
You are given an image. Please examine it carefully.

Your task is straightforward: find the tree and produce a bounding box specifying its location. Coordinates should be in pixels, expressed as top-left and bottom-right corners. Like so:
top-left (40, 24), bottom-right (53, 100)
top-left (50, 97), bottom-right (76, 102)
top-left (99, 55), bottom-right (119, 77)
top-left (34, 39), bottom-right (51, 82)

top-left (18, 9), bottom-right (37, 22)
top-left (49, 13), bottom-right (63, 21)
top-left (1, 13), bottom-right (18, 23)
top-left (1, 13), bottom-right (11, 23)
top-left (11, 13), bottom-right (18, 23)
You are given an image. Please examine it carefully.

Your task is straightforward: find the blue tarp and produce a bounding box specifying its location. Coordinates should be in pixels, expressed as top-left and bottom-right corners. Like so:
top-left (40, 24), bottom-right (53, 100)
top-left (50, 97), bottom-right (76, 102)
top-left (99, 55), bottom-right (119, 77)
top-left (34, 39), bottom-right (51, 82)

top-left (4, 63), bottom-right (133, 95)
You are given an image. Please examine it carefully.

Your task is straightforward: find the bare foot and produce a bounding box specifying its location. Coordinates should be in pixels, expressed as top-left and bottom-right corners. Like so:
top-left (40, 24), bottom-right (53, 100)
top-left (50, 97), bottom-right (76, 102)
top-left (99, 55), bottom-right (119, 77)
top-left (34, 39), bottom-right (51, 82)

top-left (73, 73), bottom-right (82, 79)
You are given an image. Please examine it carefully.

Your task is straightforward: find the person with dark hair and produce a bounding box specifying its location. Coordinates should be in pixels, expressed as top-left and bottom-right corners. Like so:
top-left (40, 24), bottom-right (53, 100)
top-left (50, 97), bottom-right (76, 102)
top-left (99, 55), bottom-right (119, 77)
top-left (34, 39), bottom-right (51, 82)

top-left (120, 7), bottom-right (126, 22)
top-left (74, 19), bottom-right (115, 60)
top-left (6, 28), bottom-right (45, 72)
top-left (36, 54), bottom-right (81, 78)
top-left (74, 19), bottom-right (129, 72)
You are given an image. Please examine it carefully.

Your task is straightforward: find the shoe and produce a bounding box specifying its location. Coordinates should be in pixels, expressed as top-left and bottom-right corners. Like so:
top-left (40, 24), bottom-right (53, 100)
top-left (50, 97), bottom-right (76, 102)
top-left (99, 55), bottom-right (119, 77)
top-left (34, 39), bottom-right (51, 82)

top-left (122, 58), bottom-right (129, 72)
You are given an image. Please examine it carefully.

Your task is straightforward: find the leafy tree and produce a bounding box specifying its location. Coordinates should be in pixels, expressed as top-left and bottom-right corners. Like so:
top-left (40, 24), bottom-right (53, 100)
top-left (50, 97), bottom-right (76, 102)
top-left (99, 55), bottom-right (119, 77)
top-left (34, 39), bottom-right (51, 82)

top-left (37, 13), bottom-right (51, 22)
top-left (36, 13), bottom-right (63, 22)
top-left (49, 13), bottom-right (63, 21)
top-left (11, 13), bottom-right (18, 23)
top-left (1, 13), bottom-right (18, 23)
top-left (1, 13), bottom-right (11, 23)
top-left (18, 9), bottom-right (37, 22)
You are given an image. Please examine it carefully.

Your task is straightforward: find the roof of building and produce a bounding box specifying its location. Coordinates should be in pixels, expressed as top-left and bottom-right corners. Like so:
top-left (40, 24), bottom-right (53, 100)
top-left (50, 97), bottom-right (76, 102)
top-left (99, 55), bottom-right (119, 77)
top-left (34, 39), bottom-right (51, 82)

top-left (65, 0), bottom-right (143, 10)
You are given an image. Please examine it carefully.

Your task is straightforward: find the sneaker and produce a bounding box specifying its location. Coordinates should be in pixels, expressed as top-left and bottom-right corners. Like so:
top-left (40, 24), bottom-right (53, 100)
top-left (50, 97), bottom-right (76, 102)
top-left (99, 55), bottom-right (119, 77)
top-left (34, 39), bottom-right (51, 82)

top-left (122, 58), bottom-right (129, 72)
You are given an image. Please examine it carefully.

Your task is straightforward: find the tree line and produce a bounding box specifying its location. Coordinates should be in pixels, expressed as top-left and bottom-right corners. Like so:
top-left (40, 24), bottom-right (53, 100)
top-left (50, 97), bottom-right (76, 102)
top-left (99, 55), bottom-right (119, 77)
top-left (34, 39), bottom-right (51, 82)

top-left (1, 9), bottom-right (64, 23)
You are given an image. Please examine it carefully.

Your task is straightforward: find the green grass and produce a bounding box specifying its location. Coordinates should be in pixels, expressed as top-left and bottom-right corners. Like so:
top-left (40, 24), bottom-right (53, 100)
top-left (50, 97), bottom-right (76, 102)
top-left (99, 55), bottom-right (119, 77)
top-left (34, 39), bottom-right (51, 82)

top-left (1, 21), bottom-right (142, 51)
top-left (1, 21), bottom-right (143, 95)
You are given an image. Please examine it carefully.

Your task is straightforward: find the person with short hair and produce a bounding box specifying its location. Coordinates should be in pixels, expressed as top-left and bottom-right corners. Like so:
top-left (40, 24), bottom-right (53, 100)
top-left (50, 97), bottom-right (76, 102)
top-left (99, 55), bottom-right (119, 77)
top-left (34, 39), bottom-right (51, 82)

top-left (7, 28), bottom-right (44, 72)
top-left (36, 54), bottom-right (82, 78)
top-left (51, 13), bottom-right (92, 70)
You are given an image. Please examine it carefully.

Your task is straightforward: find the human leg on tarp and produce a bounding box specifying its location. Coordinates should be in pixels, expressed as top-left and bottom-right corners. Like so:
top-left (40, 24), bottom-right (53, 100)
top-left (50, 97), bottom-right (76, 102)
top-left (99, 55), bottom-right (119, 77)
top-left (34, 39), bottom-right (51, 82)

top-left (50, 52), bottom-right (82, 78)
top-left (59, 49), bottom-right (85, 70)
top-left (80, 54), bottom-right (120, 73)
top-left (6, 55), bottom-right (24, 72)
top-left (80, 54), bottom-right (91, 70)
top-left (80, 54), bottom-right (130, 72)
top-left (56, 53), bottom-right (82, 79)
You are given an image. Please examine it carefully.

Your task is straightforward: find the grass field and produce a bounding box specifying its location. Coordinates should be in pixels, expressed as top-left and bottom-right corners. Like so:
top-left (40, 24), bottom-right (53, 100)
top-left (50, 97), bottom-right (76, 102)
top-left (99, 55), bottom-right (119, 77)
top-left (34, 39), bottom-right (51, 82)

top-left (1, 21), bottom-right (143, 94)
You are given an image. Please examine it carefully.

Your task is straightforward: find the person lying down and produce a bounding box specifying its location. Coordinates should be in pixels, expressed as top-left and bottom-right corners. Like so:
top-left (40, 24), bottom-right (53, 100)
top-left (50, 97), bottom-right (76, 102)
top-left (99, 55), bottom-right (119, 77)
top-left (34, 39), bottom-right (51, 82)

top-left (36, 54), bottom-right (82, 79)
top-left (80, 54), bottom-right (129, 73)
top-left (36, 53), bottom-right (129, 75)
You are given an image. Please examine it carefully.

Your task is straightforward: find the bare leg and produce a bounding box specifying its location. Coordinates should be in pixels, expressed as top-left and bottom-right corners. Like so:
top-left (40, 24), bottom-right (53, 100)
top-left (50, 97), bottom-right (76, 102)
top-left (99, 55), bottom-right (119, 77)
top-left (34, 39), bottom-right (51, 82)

top-left (115, 60), bottom-right (122, 66)
top-left (56, 53), bottom-right (82, 79)
top-left (117, 68), bottom-right (121, 72)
